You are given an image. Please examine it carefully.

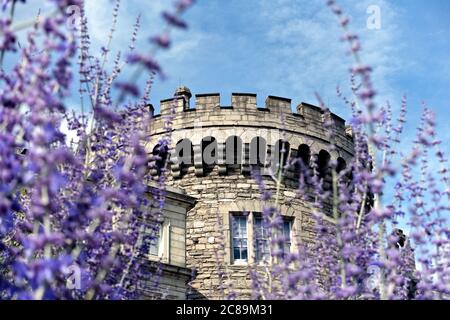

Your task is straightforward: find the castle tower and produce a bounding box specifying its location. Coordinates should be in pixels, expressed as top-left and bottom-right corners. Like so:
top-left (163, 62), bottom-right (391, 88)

top-left (145, 87), bottom-right (354, 299)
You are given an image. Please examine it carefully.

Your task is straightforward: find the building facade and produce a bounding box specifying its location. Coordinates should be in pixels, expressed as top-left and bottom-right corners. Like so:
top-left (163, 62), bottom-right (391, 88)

top-left (141, 86), bottom-right (355, 299)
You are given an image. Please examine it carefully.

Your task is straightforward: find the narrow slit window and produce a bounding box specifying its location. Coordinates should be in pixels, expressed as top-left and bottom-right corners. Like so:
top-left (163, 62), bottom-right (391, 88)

top-left (281, 219), bottom-right (292, 257)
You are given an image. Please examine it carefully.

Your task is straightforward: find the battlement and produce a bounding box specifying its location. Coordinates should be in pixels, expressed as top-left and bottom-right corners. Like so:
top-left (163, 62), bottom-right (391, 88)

top-left (154, 90), bottom-right (346, 128)
top-left (148, 87), bottom-right (354, 174)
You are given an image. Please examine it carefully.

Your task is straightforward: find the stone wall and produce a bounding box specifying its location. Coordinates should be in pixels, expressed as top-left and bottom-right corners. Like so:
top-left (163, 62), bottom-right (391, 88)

top-left (137, 261), bottom-right (193, 300)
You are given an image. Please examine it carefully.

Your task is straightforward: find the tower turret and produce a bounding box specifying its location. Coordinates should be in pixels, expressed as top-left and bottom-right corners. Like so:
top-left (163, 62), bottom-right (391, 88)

top-left (174, 85), bottom-right (192, 110)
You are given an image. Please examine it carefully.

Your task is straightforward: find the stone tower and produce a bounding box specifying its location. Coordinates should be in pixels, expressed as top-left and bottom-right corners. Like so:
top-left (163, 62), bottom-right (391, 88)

top-left (146, 87), bottom-right (354, 299)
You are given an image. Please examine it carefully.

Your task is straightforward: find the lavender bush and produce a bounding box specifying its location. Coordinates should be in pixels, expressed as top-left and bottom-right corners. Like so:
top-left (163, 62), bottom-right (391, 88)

top-left (0, 0), bottom-right (194, 299)
top-left (0, 0), bottom-right (448, 300)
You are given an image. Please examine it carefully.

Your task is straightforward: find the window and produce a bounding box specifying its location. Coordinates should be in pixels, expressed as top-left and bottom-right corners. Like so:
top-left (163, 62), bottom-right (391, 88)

top-left (176, 139), bottom-right (194, 165)
top-left (225, 136), bottom-right (243, 174)
top-left (175, 139), bottom-right (194, 177)
top-left (317, 149), bottom-right (331, 191)
top-left (254, 215), bottom-right (292, 262)
top-left (225, 136), bottom-right (242, 165)
top-left (151, 144), bottom-right (169, 176)
top-left (250, 137), bottom-right (266, 166)
top-left (297, 144), bottom-right (311, 169)
top-left (272, 140), bottom-right (290, 174)
top-left (336, 157), bottom-right (347, 174)
top-left (231, 215), bottom-right (248, 263)
top-left (281, 219), bottom-right (292, 257)
top-left (229, 212), bottom-right (293, 264)
top-left (149, 221), bottom-right (170, 261)
top-left (254, 216), bottom-right (269, 262)
top-left (202, 136), bottom-right (217, 176)
top-left (149, 224), bottom-right (162, 256)
top-left (294, 144), bottom-right (312, 187)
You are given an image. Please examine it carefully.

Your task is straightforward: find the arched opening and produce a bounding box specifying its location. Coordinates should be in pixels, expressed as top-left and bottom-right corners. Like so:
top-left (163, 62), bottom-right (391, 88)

top-left (334, 157), bottom-right (350, 197)
top-left (294, 144), bottom-right (311, 186)
top-left (202, 136), bottom-right (217, 176)
top-left (176, 139), bottom-right (194, 177)
top-left (336, 157), bottom-right (347, 174)
top-left (151, 144), bottom-right (169, 177)
top-left (250, 137), bottom-right (266, 167)
top-left (297, 144), bottom-right (311, 170)
top-left (273, 140), bottom-right (290, 174)
top-left (225, 136), bottom-right (242, 174)
top-left (317, 150), bottom-right (331, 191)
top-left (393, 228), bottom-right (406, 249)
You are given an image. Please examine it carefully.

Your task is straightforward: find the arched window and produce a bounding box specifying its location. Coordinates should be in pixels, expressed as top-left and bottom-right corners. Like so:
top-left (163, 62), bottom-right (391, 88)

top-left (202, 136), bottom-right (217, 176)
top-left (152, 144), bottom-right (169, 176)
top-left (333, 157), bottom-right (350, 196)
top-left (250, 137), bottom-right (266, 167)
top-left (297, 144), bottom-right (311, 170)
top-left (317, 150), bottom-right (331, 191)
top-left (317, 150), bottom-right (331, 178)
top-left (176, 139), bottom-right (194, 176)
top-left (393, 229), bottom-right (406, 249)
top-left (293, 144), bottom-right (311, 186)
top-left (273, 140), bottom-right (290, 173)
top-left (225, 136), bottom-right (242, 165)
top-left (225, 136), bottom-right (242, 174)
top-left (336, 157), bottom-right (347, 174)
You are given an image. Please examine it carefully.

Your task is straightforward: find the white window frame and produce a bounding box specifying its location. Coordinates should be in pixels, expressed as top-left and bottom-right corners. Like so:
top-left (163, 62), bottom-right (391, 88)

top-left (149, 220), bottom-right (171, 264)
top-left (254, 215), bottom-right (270, 263)
top-left (253, 215), bottom-right (293, 263)
top-left (231, 214), bottom-right (248, 265)
top-left (281, 219), bottom-right (292, 257)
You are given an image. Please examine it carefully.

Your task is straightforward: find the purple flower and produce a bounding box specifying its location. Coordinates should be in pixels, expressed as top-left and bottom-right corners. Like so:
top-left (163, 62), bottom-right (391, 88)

top-left (114, 82), bottom-right (140, 98)
top-left (175, 0), bottom-right (195, 12)
top-left (162, 12), bottom-right (188, 29)
top-left (0, 19), bottom-right (17, 52)
top-left (126, 53), bottom-right (164, 77)
top-left (150, 34), bottom-right (171, 49)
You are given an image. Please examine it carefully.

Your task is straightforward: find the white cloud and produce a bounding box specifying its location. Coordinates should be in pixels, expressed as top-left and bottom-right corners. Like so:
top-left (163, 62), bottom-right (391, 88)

top-left (256, 0), bottom-right (404, 118)
top-left (84, 0), bottom-right (168, 64)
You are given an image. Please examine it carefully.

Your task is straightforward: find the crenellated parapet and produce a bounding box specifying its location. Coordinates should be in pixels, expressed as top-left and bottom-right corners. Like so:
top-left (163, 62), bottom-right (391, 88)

top-left (147, 87), bottom-right (355, 186)
top-left (154, 91), bottom-right (348, 127)
top-left (152, 92), bottom-right (350, 137)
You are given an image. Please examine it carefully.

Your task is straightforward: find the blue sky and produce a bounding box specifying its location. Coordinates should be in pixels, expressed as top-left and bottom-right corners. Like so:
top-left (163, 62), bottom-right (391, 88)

top-left (9, 0), bottom-right (450, 176)
top-left (82, 0), bottom-right (449, 235)
top-left (10, 1), bottom-right (450, 131)
top-left (157, 0), bottom-right (450, 122)
top-left (5, 0), bottom-right (450, 237)
top-left (6, 0), bottom-right (449, 163)
top-left (82, 0), bottom-right (450, 142)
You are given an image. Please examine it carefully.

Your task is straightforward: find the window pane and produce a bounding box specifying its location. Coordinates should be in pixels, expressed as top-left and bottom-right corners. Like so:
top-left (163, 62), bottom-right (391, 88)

top-left (254, 216), bottom-right (269, 262)
top-left (233, 248), bottom-right (241, 260)
top-left (281, 220), bottom-right (292, 256)
top-left (241, 248), bottom-right (248, 260)
top-left (149, 225), bottom-right (161, 256)
top-left (283, 221), bottom-right (291, 236)
top-left (256, 239), bottom-right (268, 262)
top-left (254, 216), bottom-right (292, 261)
top-left (238, 218), bottom-right (247, 236)
top-left (232, 215), bottom-right (248, 262)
